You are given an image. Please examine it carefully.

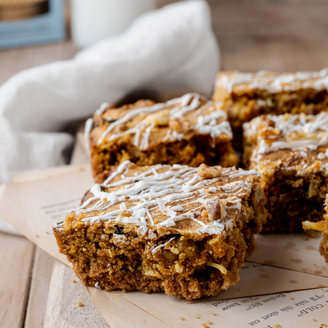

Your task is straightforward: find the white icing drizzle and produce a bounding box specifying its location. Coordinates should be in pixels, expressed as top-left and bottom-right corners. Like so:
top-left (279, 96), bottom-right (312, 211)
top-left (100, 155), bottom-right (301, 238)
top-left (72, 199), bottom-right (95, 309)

top-left (140, 123), bottom-right (155, 150)
top-left (258, 139), bottom-right (319, 155)
top-left (300, 151), bottom-right (308, 158)
top-left (95, 102), bottom-right (109, 115)
top-left (247, 112), bottom-right (328, 162)
top-left (245, 112), bottom-right (328, 139)
top-left (84, 118), bottom-right (94, 156)
top-left (151, 237), bottom-right (176, 254)
top-left (218, 68), bottom-right (328, 94)
top-left (84, 103), bottom-right (110, 155)
top-left (96, 93), bottom-right (232, 149)
top-left (54, 161), bottom-right (257, 236)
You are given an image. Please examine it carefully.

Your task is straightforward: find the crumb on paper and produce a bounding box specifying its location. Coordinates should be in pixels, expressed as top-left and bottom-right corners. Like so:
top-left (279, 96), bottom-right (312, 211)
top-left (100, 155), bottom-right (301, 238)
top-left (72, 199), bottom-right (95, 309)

top-left (180, 317), bottom-right (185, 321)
top-left (35, 234), bottom-right (39, 237)
top-left (207, 321), bottom-right (212, 325)
top-left (77, 301), bottom-right (83, 307)
top-left (73, 280), bottom-right (77, 283)
top-left (211, 311), bottom-right (216, 316)
top-left (143, 320), bottom-right (145, 323)
top-left (79, 166), bottom-right (85, 171)
top-left (95, 282), bottom-right (102, 289)
top-left (291, 297), bottom-right (295, 300)
top-left (46, 231), bottom-right (50, 234)
top-left (196, 314), bottom-right (200, 319)
top-left (202, 324), bottom-right (208, 328)
top-left (313, 319), bottom-right (317, 322)
top-left (274, 325), bottom-right (281, 328)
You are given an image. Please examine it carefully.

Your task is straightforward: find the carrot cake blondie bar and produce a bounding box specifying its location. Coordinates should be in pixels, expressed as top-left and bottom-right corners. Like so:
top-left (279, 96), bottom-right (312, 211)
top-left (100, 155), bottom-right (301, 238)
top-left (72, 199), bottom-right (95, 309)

top-left (243, 112), bottom-right (328, 233)
top-left (213, 69), bottom-right (328, 147)
top-left (85, 93), bottom-right (237, 183)
top-left (53, 161), bottom-right (267, 300)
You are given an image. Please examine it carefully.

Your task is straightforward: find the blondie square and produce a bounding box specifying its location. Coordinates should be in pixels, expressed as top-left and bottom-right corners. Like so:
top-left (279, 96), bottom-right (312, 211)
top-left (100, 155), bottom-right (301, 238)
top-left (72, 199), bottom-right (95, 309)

top-left (53, 162), bottom-right (267, 300)
top-left (243, 112), bottom-right (328, 232)
top-left (85, 93), bottom-right (237, 183)
top-left (213, 69), bottom-right (328, 147)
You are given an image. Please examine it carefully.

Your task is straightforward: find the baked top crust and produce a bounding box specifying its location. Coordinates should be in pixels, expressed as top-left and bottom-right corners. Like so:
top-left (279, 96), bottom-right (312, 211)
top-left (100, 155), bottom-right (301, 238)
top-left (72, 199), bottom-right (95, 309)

top-left (86, 93), bottom-right (233, 152)
top-left (215, 69), bottom-right (328, 95)
top-left (54, 161), bottom-right (262, 239)
top-left (244, 112), bottom-right (328, 173)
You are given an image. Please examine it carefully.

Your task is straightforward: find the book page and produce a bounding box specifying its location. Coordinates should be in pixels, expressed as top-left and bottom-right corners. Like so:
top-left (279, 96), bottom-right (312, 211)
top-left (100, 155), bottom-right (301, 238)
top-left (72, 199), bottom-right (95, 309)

top-left (0, 165), bottom-right (327, 327)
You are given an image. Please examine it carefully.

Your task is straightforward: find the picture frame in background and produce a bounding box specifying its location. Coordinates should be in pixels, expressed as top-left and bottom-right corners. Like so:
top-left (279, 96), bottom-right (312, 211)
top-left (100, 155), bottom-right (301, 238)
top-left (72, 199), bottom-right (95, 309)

top-left (0, 0), bottom-right (65, 49)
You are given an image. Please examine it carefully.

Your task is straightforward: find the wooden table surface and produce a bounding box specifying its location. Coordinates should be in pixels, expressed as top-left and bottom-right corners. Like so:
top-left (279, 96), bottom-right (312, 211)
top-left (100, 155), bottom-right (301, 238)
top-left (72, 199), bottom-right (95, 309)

top-left (1, 1), bottom-right (328, 327)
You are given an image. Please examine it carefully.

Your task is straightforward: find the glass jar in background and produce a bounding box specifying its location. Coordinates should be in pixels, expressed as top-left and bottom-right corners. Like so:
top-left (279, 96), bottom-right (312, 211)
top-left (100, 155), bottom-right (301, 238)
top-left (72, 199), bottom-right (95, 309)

top-left (0, 0), bottom-right (65, 49)
top-left (70, 0), bottom-right (157, 49)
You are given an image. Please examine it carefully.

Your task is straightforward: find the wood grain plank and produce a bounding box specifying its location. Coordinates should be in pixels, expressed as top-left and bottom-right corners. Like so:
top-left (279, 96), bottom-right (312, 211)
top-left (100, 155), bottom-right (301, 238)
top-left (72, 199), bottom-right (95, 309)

top-left (211, 1), bottom-right (328, 71)
top-left (62, 41), bottom-right (78, 61)
top-left (24, 248), bottom-right (54, 328)
top-left (0, 42), bottom-right (67, 87)
top-left (0, 49), bottom-right (19, 86)
top-left (44, 261), bottom-right (109, 328)
top-left (158, 0), bottom-right (328, 72)
top-left (0, 232), bottom-right (35, 328)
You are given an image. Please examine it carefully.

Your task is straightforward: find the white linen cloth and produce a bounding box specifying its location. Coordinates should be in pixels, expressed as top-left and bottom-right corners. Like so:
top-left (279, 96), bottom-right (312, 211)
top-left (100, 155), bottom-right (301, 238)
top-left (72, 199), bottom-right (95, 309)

top-left (0, 0), bottom-right (219, 234)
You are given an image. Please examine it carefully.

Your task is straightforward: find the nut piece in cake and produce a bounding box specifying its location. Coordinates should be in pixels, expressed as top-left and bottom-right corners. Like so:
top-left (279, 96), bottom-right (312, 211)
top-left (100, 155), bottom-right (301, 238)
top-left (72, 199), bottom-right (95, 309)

top-left (85, 93), bottom-right (237, 183)
top-left (213, 69), bottom-right (328, 147)
top-left (53, 161), bottom-right (268, 300)
top-left (303, 194), bottom-right (328, 264)
top-left (243, 112), bottom-right (328, 232)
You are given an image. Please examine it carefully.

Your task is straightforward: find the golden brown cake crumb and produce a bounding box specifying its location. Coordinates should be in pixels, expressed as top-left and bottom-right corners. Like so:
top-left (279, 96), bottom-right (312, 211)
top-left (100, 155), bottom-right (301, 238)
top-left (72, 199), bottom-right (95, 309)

top-left (211, 311), bottom-right (216, 316)
top-left (291, 297), bottom-right (294, 300)
top-left (202, 324), bottom-right (208, 328)
top-left (180, 317), bottom-right (185, 321)
top-left (274, 325), bottom-right (281, 328)
top-left (73, 280), bottom-right (77, 283)
top-left (35, 234), bottom-right (39, 237)
top-left (207, 321), bottom-right (212, 325)
top-left (53, 162), bottom-right (267, 300)
top-left (77, 301), bottom-right (83, 307)
top-left (196, 314), bottom-right (200, 319)
top-left (86, 93), bottom-right (237, 183)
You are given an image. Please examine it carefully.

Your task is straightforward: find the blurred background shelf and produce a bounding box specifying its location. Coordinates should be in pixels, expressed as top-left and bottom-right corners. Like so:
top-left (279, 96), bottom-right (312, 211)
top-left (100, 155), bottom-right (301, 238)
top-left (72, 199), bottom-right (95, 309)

top-left (1, 0), bottom-right (328, 87)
